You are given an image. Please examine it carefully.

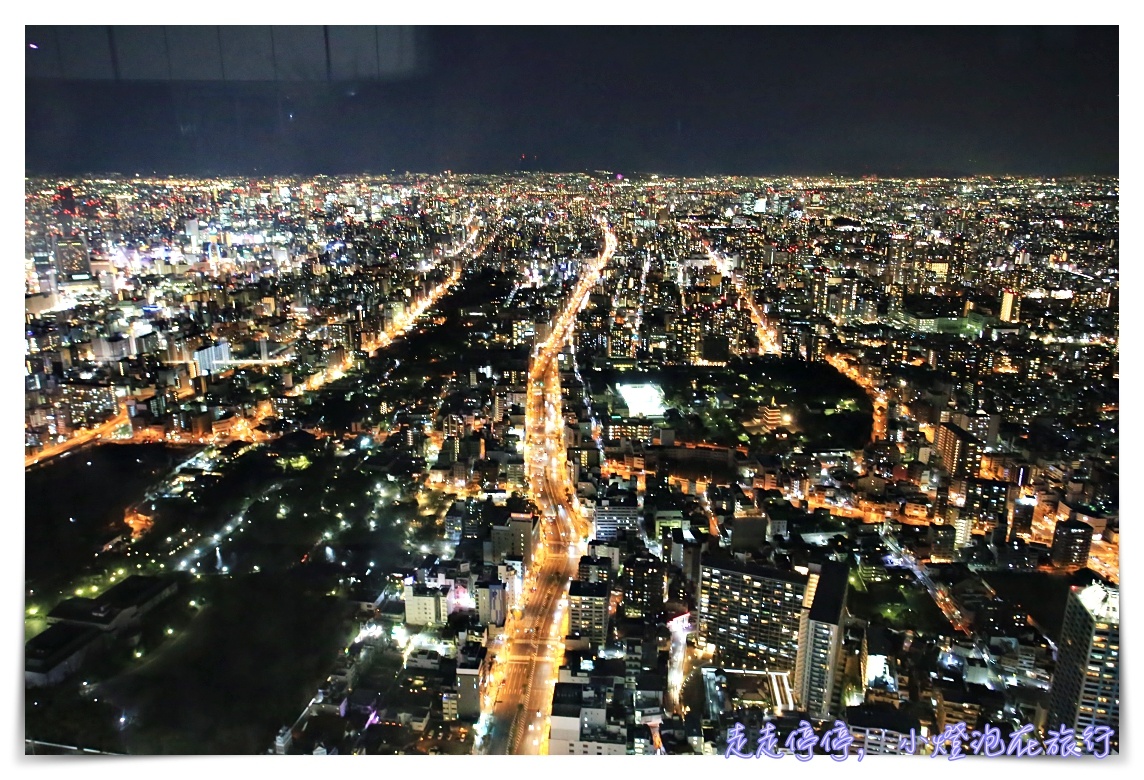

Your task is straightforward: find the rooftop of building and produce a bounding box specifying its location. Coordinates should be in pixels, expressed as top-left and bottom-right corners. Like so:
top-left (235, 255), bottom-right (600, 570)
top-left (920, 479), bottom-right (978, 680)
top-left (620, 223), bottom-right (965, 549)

top-left (551, 682), bottom-right (588, 718)
top-left (456, 642), bottom-right (487, 669)
top-left (580, 723), bottom-right (627, 744)
top-left (846, 703), bottom-right (922, 733)
top-left (405, 584), bottom-right (450, 597)
top-left (1074, 580), bottom-right (1119, 623)
top-left (47, 575), bottom-right (175, 627)
top-left (937, 681), bottom-right (1005, 707)
top-left (808, 560), bottom-right (849, 625)
top-left (699, 552), bottom-right (810, 586)
top-left (25, 622), bottom-right (103, 671)
top-left (569, 580), bottom-right (611, 598)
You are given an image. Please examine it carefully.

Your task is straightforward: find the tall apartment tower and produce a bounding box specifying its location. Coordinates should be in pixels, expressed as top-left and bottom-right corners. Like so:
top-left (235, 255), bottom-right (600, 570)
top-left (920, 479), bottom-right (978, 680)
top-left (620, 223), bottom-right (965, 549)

top-left (1047, 581), bottom-right (1119, 741)
top-left (999, 289), bottom-right (1020, 323)
top-left (934, 422), bottom-right (981, 479)
top-left (1051, 519), bottom-right (1094, 567)
top-left (698, 554), bottom-right (814, 672)
top-left (621, 550), bottom-right (666, 620)
top-left (794, 561), bottom-right (850, 717)
top-left (53, 233), bottom-right (91, 281)
top-left (809, 271), bottom-right (830, 316)
top-left (568, 580), bottom-right (610, 646)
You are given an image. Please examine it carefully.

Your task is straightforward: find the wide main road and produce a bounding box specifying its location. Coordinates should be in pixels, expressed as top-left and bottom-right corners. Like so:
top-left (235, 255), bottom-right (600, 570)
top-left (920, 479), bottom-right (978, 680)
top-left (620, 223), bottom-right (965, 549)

top-left (25, 405), bottom-right (130, 469)
top-left (482, 219), bottom-right (616, 755)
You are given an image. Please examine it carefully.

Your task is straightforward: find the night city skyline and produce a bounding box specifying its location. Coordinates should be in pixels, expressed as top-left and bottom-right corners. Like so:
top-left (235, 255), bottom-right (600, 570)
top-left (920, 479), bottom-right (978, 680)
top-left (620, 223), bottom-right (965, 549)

top-left (24, 23), bottom-right (1120, 760)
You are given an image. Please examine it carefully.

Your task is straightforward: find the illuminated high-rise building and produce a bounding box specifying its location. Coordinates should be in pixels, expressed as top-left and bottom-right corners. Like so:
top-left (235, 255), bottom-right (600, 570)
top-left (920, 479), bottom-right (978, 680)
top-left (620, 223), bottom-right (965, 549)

top-left (568, 580), bottom-right (610, 646)
top-left (698, 554), bottom-right (814, 672)
top-left (887, 239), bottom-right (909, 286)
top-left (32, 249), bottom-right (57, 294)
top-left (960, 478), bottom-right (1015, 532)
top-left (794, 561), bottom-right (849, 717)
top-left (577, 555), bottom-right (613, 585)
top-left (999, 289), bottom-right (1020, 323)
top-left (944, 507), bottom-right (972, 549)
top-left (672, 311), bottom-right (703, 364)
top-left (607, 319), bottom-right (634, 358)
top-left (53, 234), bottom-right (91, 281)
top-left (779, 320), bottom-right (811, 361)
top-left (838, 275), bottom-right (859, 322)
top-left (192, 338), bottom-right (231, 377)
top-left (1051, 519), bottom-right (1093, 567)
top-left (620, 550), bottom-right (666, 620)
top-left (952, 408), bottom-right (1000, 449)
top-left (934, 422), bottom-right (981, 479)
top-left (593, 501), bottom-right (641, 542)
top-left (1047, 581), bottom-right (1119, 741)
top-left (809, 271), bottom-right (830, 316)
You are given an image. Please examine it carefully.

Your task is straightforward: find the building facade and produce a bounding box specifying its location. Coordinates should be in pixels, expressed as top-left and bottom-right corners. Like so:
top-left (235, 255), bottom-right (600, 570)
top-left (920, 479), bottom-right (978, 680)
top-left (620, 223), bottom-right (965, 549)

top-left (1047, 581), bottom-right (1119, 738)
top-left (698, 555), bottom-right (812, 672)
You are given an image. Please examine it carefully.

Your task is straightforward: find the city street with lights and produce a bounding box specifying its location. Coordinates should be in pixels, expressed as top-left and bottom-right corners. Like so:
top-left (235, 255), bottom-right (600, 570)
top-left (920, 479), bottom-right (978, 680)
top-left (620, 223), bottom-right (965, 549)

top-left (482, 220), bottom-right (616, 754)
top-left (702, 240), bottom-right (782, 356)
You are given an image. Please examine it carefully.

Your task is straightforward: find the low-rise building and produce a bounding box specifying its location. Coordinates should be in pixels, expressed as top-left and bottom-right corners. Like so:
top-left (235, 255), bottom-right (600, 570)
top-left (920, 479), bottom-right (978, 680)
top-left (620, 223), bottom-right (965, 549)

top-left (46, 575), bottom-right (177, 636)
top-left (846, 703), bottom-right (926, 755)
top-left (548, 682), bottom-right (628, 755)
top-left (455, 643), bottom-right (490, 721)
top-left (25, 623), bottom-right (106, 687)
top-left (403, 584), bottom-right (450, 626)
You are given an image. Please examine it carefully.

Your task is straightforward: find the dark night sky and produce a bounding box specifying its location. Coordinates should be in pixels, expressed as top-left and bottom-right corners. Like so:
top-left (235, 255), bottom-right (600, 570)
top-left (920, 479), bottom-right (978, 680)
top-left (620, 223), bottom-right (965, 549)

top-left (25, 26), bottom-right (1119, 177)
